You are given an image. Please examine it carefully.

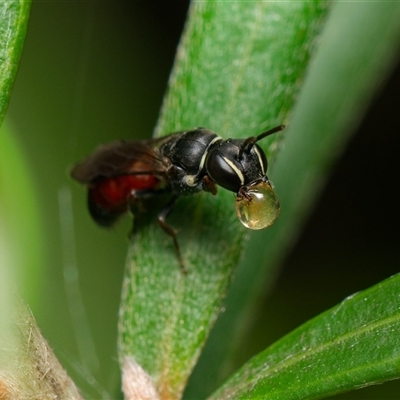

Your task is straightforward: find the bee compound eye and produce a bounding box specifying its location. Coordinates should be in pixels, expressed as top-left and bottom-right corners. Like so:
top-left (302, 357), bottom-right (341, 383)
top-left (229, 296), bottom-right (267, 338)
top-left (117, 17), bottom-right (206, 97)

top-left (206, 151), bottom-right (243, 192)
top-left (235, 181), bottom-right (280, 229)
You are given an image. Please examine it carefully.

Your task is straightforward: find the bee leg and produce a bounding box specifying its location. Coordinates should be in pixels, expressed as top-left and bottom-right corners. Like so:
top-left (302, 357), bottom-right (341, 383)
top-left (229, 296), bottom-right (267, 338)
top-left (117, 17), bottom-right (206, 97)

top-left (157, 196), bottom-right (187, 274)
top-left (126, 196), bottom-right (144, 239)
top-left (202, 175), bottom-right (218, 195)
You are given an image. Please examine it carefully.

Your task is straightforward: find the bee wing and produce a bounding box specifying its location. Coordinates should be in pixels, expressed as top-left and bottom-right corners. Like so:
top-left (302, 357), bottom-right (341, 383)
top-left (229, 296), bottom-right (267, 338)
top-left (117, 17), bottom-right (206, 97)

top-left (71, 136), bottom-right (174, 184)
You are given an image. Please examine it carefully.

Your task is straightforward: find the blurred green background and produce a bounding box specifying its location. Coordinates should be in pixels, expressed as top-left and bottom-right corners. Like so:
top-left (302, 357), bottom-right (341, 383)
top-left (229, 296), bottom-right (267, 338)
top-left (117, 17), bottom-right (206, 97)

top-left (3, 1), bottom-right (400, 398)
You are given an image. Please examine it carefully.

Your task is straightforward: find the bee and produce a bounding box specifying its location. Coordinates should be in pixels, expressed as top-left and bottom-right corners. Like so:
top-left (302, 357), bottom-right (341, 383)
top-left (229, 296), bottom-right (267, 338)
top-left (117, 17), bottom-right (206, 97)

top-left (71, 125), bottom-right (283, 272)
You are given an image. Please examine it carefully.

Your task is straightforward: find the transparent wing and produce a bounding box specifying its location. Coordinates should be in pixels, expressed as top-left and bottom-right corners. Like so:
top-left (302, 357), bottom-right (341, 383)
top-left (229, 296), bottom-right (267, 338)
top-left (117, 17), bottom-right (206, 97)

top-left (71, 135), bottom-right (177, 184)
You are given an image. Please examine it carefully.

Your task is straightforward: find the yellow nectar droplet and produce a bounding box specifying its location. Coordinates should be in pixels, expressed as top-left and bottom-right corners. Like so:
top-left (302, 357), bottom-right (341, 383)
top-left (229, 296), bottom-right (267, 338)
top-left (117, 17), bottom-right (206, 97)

top-left (235, 181), bottom-right (280, 229)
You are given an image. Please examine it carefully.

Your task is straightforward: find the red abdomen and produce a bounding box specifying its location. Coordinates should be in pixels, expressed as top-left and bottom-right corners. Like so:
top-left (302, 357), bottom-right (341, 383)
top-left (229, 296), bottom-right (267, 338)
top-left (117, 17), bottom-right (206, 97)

top-left (88, 174), bottom-right (160, 226)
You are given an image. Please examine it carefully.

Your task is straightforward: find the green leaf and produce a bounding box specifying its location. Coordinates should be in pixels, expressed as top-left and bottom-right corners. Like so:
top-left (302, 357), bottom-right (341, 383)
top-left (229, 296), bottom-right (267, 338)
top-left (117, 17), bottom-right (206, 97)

top-left (210, 273), bottom-right (400, 399)
top-left (118, 2), bottom-right (330, 399)
top-left (0, 0), bottom-right (31, 126)
top-left (0, 1), bottom-right (46, 385)
top-left (188, 2), bottom-right (400, 397)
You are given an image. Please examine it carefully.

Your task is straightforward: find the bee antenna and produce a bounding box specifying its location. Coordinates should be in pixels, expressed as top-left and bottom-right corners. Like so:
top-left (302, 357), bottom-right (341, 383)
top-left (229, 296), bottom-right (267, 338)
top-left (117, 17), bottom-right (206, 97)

top-left (256, 124), bottom-right (285, 142)
top-left (239, 125), bottom-right (285, 158)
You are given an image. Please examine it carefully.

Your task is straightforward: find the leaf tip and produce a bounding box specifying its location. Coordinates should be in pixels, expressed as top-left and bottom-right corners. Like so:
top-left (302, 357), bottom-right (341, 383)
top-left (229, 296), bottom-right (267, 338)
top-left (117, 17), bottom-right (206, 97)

top-left (122, 356), bottom-right (160, 400)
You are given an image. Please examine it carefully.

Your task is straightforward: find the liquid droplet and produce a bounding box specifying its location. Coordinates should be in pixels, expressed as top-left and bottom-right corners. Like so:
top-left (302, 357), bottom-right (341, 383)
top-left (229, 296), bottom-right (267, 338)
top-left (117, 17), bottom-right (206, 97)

top-left (235, 181), bottom-right (280, 229)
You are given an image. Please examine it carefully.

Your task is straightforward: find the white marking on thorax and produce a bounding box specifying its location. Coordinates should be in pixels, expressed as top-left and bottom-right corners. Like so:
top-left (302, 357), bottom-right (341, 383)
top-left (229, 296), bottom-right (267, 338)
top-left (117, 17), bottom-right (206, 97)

top-left (183, 136), bottom-right (222, 187)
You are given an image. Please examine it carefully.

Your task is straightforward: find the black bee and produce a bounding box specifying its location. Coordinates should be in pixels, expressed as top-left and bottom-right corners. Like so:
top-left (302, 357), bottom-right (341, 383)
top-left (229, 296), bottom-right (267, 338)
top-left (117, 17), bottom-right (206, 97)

top-left (71, 125), bottom-right (283, 272)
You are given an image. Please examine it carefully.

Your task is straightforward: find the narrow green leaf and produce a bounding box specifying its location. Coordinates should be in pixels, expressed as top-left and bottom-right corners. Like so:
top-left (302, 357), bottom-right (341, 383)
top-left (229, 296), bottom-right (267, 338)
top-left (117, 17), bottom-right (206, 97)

top-left (210, 273), bottom-right (400, 399)
top-left (118, 2), bottom-right (329, 399)
top-left (189, 2), bottom-right (400, 396)
top-left (0, 0), bottom-right (31, 125)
